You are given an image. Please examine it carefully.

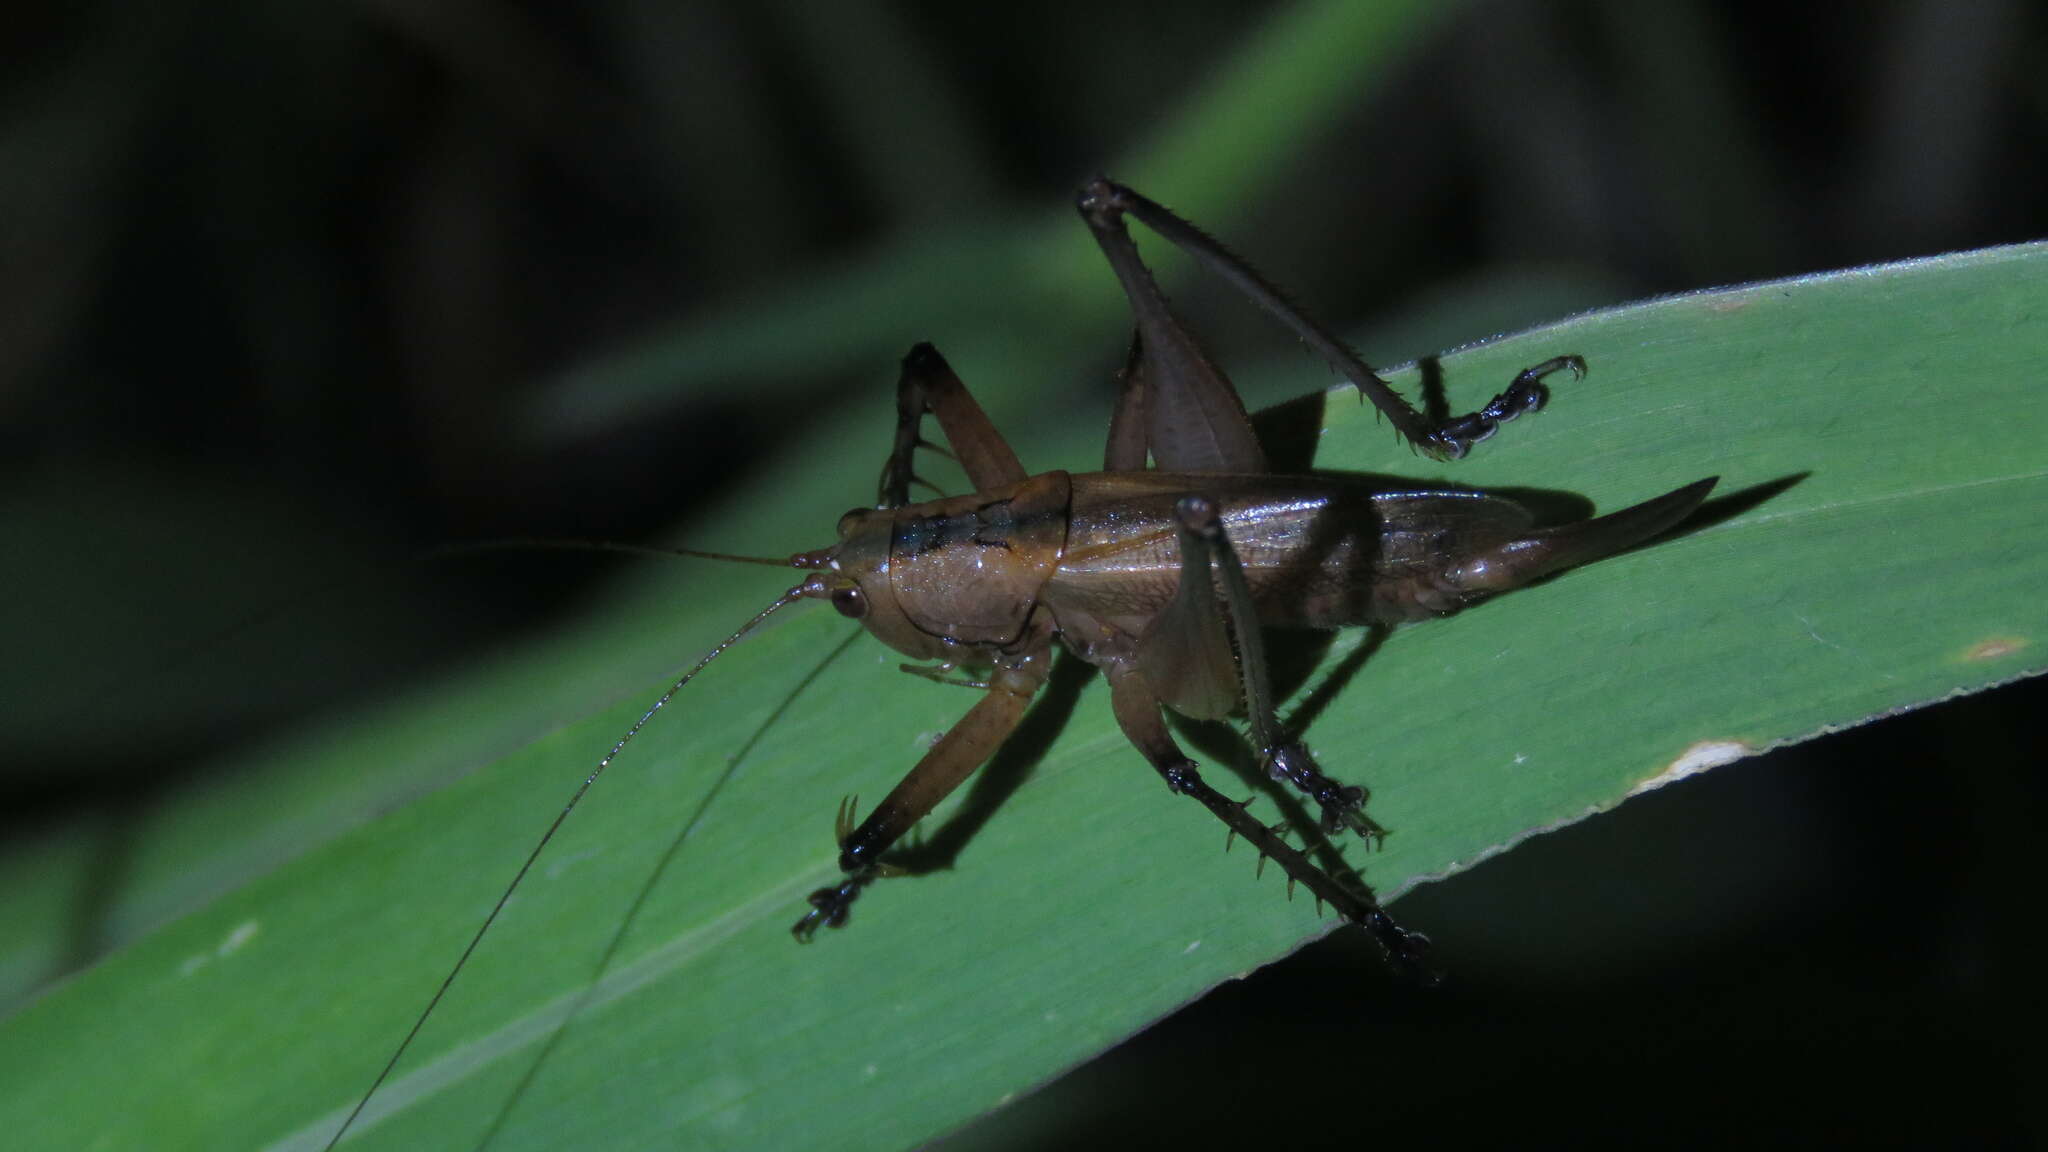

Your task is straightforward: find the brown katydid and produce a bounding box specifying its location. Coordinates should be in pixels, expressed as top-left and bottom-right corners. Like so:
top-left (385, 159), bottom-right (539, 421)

top-left (326, 178), bottom-right (1713, 1146)
top-left (780, 179), bottom-right (1713, 959)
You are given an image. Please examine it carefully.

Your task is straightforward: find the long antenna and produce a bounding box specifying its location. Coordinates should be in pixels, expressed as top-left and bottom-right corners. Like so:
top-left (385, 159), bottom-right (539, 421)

top-left (428, 537), bottom-right (798, 568)
top-left (59, 538), bottom-right (793, 742)
top-left (323, 583), bottom-right (808, 1150)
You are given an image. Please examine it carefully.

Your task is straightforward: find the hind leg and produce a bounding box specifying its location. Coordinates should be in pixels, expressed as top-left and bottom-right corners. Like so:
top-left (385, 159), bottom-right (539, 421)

top-left (1079, 178), bottom-right (1572, 461)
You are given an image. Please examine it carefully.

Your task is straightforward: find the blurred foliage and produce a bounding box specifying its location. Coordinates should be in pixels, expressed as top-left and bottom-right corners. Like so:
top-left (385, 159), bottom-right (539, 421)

top-left (1, 0), bottom-right (2043, 1146)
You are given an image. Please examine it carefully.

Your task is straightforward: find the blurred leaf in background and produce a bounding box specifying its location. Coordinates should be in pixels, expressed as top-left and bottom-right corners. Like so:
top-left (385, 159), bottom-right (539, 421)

top-left (1, 0), bottom-right (2042, 1146)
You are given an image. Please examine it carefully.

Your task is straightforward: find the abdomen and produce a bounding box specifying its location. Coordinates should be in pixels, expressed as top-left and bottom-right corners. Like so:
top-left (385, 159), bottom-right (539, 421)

top-left (1048, 472), bottom-right (1536, 630)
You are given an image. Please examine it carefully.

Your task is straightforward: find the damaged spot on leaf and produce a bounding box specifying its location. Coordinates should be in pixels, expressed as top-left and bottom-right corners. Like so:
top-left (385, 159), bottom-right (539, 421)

top-left (1961, 636), bottom-right (2025, 663)
top-left (1630, 740), bottom-right (1754, 797)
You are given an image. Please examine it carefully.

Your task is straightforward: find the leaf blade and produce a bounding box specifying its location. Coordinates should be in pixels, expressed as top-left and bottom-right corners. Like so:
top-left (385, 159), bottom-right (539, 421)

top-left (2, 243), bottom-right (2043, 1151)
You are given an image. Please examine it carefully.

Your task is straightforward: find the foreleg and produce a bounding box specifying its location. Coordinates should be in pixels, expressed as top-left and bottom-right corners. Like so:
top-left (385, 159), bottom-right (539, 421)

top-left (794, 654), bottom-right (1047, 937)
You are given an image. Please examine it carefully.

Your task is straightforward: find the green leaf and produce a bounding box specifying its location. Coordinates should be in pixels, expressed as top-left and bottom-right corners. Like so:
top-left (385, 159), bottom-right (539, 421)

top-left (2, 243), bottom-right (2043, 1150)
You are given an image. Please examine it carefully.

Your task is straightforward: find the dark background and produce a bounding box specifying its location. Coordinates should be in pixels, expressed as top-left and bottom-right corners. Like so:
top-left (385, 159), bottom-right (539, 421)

top-left (4, 0), bottom-right (2042, 1144)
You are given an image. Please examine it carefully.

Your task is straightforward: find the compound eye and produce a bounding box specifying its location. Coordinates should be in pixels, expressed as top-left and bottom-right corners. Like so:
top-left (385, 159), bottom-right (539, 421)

top-left (829, 584), bottom-right (867, 619)
top-left (836, 508), bottom-right (870, 539)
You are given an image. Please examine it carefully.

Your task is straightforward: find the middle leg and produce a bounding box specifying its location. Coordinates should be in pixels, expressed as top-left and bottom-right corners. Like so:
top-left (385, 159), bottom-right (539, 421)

top-left (1106, 665), bottom-right (1434, 981)
top-left (879, 343), bottom-right (1028, 508)
top-left (1170, 494), bottom-right (1380, 839)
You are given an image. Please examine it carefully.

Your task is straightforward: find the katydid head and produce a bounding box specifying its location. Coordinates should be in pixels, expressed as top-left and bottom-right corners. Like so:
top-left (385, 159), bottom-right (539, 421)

top-left (792, 470), bottom-right (1073, 662)
top-left (787, 505), bottom-right (956, 663)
